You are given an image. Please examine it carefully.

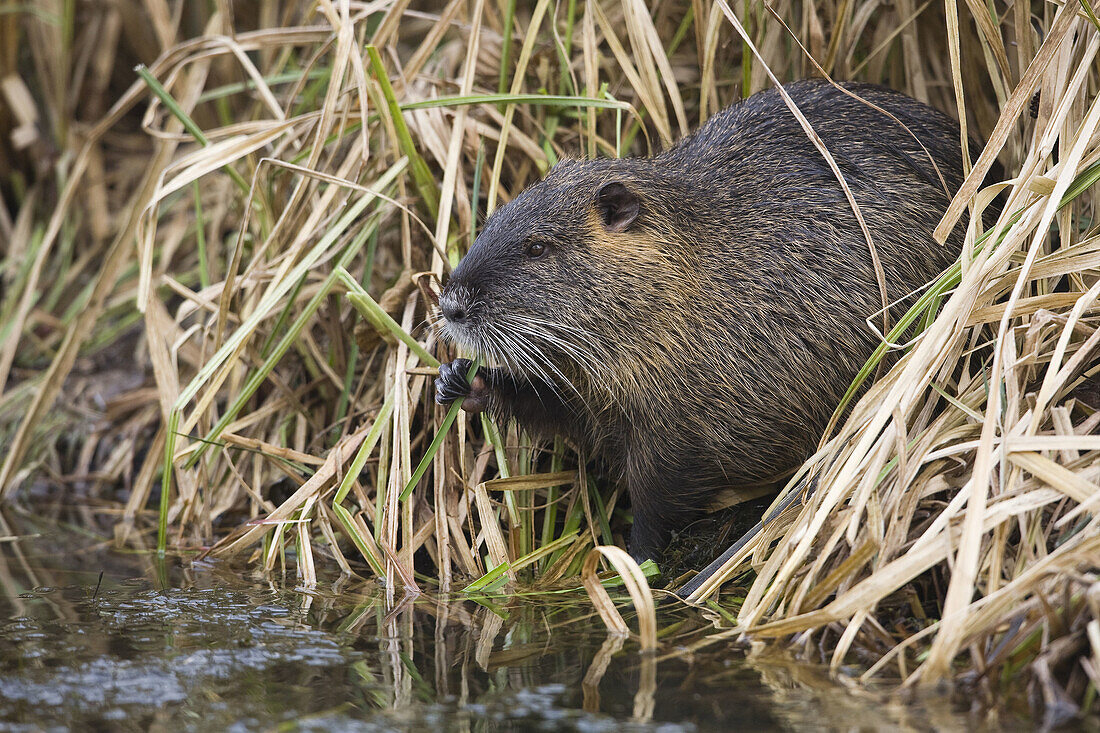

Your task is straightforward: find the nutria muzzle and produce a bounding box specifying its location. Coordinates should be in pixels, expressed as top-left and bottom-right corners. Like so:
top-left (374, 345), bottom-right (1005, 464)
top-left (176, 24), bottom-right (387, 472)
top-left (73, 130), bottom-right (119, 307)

top-left (437, 280), bottom-right (485, 345)
top-left (438, 289), bottom-right (469, 326)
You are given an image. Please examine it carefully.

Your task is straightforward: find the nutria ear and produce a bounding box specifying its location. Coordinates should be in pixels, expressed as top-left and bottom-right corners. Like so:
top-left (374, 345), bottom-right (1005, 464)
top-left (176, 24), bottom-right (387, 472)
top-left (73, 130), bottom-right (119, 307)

top-left (595, 182), bottom-right (640, 233)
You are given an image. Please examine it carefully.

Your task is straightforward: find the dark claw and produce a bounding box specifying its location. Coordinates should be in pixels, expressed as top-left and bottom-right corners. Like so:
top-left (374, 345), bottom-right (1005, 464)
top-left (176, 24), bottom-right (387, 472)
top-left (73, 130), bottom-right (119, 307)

top-left (435, 358), bottom-right (474, 405)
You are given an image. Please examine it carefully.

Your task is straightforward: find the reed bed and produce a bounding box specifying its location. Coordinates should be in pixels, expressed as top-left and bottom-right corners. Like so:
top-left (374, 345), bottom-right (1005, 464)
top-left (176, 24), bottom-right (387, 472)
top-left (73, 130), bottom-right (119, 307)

top-left (1, 0), bottom-right (1098, 720)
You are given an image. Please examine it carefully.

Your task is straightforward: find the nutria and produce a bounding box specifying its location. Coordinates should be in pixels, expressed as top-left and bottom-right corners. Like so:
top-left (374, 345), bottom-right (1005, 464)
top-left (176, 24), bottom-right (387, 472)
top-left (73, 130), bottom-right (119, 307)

top-left (435, 80), bottom-right (976, 561)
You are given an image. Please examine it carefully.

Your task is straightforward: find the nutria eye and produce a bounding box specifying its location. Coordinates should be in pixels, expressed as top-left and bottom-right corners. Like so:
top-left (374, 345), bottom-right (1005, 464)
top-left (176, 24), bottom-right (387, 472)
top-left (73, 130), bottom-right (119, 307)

top-left (525, 241), bottom-right (547, 259)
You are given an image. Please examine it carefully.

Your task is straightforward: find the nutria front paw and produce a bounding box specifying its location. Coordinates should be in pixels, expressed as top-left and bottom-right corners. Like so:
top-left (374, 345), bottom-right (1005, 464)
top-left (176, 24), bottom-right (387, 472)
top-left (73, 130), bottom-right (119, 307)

top-left (435, 359), bottom-right (472, 403)
top-left (435, 359), bottom-right (490, 413)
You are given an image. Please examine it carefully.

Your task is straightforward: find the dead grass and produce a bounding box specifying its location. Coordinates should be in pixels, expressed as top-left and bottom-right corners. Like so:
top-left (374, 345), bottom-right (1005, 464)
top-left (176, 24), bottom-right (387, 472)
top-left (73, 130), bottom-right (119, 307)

top-left (1, 0), bottom-right (1099, 721)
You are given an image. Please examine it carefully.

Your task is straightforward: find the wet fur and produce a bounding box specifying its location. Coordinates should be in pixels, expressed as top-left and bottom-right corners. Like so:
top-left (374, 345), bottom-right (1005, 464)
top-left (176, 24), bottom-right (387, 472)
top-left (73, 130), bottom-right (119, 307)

top-left (437, 80), bottom-right (975, 560)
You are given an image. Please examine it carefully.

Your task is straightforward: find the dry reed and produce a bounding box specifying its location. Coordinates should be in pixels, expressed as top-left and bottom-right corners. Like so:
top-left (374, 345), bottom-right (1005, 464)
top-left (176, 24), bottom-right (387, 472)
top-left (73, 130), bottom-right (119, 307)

top-left (1, 0), bottom-right (1098, 720)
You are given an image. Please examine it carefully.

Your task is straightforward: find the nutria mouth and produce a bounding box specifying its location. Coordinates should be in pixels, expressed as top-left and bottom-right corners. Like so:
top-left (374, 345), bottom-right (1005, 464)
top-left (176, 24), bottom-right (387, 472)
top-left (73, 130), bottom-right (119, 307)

top-left (438, 280), bottom-right (615, 406)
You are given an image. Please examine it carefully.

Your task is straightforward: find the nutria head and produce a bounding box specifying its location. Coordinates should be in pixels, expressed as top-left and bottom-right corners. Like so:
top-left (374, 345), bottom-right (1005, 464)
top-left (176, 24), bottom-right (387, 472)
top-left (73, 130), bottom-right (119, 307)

top-left (438, 159), bottom-right (696, 405)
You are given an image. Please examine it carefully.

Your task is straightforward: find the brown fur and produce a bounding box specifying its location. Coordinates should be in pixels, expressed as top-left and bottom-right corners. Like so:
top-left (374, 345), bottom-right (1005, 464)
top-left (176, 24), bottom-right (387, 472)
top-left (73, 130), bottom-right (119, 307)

top-left (436, 80), bottom-right (982, 561)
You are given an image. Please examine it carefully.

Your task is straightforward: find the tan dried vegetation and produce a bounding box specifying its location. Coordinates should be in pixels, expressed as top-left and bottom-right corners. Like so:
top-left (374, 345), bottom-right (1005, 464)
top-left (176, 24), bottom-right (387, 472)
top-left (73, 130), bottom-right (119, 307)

top-left (1, 0), bottom-right (1099, 720)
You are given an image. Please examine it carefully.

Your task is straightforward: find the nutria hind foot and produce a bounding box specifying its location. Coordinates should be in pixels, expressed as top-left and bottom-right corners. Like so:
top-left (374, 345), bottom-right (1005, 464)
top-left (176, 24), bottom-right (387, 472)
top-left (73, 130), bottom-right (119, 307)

top-left (435, 358), bottom-right (491, 413)
top-left (627, 512), bottom-right (672, 565)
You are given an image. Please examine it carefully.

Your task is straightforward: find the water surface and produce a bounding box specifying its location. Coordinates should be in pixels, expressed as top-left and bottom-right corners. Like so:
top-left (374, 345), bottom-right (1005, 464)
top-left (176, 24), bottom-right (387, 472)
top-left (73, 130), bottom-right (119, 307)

top-left (0, 511), bottom-right (1012, 731)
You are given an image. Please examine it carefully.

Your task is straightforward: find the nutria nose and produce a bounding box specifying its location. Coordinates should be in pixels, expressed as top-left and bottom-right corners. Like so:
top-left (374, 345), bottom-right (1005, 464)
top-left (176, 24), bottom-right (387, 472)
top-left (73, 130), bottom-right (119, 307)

top-left (440, 293), bottom-right (469, 324)
top-left (443, 302), bottom-right (466, 323)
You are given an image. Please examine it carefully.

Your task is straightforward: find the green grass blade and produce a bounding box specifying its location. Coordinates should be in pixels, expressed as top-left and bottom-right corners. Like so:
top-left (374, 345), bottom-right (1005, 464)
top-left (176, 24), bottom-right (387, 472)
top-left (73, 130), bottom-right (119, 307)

top-left (337, 268), bottom-right (438, 368)
top-left (135, 64), bottom-right (251, 194)
top-left (365, 45), bottom-right (439, 219)
top-left (157, 409), bottom-right (180, 556)
top-left (399, 358), bottom-right (482, 502)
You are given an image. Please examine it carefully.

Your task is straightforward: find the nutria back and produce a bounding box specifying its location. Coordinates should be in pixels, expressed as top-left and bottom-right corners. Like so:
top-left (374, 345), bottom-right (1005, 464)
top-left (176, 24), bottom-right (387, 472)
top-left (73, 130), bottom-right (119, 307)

top-left (436, 80), bottom-right (973, 560)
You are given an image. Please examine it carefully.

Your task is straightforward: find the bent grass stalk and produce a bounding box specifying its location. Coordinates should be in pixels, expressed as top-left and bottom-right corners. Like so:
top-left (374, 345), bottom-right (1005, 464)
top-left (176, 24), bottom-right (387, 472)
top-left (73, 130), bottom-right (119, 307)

top-left (336, 266), bottom-right (481, 537)
top-left (338, 268), bottom-right (438, 368)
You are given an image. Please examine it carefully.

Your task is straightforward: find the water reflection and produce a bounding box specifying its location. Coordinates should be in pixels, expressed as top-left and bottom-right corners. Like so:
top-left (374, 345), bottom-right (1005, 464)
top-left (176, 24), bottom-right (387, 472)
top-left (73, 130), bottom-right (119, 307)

top-left (0, 510), bottom-right (1005, 731)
